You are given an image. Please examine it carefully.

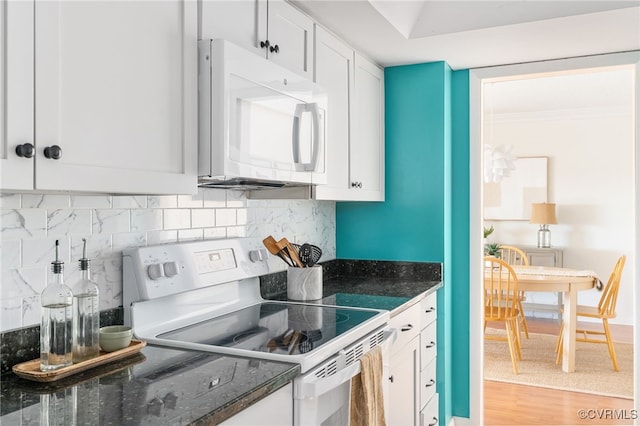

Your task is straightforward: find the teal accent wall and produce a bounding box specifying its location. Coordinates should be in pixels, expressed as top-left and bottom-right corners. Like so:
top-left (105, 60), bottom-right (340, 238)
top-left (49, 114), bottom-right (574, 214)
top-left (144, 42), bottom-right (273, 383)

top-left (337, 62), bottom-right (471, 423)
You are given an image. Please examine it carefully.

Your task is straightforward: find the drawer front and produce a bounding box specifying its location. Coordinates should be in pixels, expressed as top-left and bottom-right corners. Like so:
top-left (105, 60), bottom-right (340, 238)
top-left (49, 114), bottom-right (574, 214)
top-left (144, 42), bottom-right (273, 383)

top-left (389, 303), bottom-right (421, 354)
top-left (420, 357), bottom-right (437, 409)
top-left (420, 320), bottom-right (437, 368)
top-left (420, 393), bottom-right (439, 426)
top-left (421, 292), bottom-right (437, 328)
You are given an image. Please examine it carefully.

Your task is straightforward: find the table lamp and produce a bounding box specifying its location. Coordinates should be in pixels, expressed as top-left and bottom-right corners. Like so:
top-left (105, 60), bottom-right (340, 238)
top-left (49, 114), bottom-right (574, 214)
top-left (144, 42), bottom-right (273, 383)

top-left (530, 203), bottom-right (557, 248)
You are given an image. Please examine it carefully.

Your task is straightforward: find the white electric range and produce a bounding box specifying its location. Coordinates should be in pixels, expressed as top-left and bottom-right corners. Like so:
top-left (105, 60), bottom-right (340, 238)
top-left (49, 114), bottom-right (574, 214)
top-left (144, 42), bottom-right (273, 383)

top-left (122, 237), bottom-right (392, 425)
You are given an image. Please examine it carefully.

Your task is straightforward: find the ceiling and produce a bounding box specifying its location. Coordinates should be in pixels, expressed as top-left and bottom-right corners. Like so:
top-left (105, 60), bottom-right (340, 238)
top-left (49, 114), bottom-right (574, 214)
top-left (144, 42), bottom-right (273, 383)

top-left (290, 0), bottom-right (640, 69)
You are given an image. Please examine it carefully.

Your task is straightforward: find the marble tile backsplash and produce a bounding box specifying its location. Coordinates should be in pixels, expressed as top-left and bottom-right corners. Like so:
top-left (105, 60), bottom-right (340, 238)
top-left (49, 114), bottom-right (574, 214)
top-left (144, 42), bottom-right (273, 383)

top-left (0, 190), bottom-right (336, 333)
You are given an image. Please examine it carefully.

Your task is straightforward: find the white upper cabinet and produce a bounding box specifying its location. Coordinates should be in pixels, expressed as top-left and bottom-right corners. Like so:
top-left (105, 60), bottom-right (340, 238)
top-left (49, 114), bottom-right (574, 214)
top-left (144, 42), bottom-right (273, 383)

top-left (313, 32), bottom-right (385, 202)
top-left (201, 0), bottom-right (313, 78)
top-left (352, 54), bottom-right (385, 201)
top-left (1, 0), bottom-right (198, 194)
top-left (1, 1), bottom-right (34, 191)
top-left (312, 26), bottom-right (353, 201)
top-left (259, 0), bottom-right (313, 78)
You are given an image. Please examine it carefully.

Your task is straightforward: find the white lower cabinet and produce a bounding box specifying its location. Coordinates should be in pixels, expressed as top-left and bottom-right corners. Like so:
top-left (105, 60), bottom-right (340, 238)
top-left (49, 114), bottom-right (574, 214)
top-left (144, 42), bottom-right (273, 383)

top-left (386, 291), bottom-right (439, 426)
top-left (220, 383), bottom-right (293, 426)
top-left (387, 335), bottom-right (420, 426)
top-left (421, 393), bottom-right (439, 426)
top-left (419, 292), bottom-right (439, 426)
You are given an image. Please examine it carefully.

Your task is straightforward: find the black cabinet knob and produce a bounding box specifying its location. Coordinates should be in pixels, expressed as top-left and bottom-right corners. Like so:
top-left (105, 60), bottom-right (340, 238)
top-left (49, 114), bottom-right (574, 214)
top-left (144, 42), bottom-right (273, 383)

top-left (351, 181), bottom-right (363, 188)
top-left (388, 375), bottom-right (394, 383)
top-left (270, 44), bottom-right (279, 54)
top-left (15, 143), bottom-right (35, 158)
top-left (260, 39), bottom-right (270, 49)
top-left (43, 145), bottom-right (62, 160)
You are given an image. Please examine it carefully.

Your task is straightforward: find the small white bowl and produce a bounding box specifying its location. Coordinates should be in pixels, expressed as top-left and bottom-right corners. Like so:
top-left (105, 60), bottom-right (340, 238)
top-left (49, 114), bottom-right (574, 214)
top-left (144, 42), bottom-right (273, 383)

top-left (99, 325), bottom-right (133, 352)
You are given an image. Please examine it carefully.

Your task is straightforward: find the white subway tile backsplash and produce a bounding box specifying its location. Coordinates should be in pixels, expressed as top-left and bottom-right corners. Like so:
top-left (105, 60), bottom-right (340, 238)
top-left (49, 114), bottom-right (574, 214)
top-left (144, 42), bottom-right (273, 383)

top-left (178, 193), bottom-right (204, 208)
top-left (203, 228), bottom-right (226, 239)
top-left (0, 190), bottom-right (336, 332)
top-left (131, 209), bottom-right (163, 232)
top-left (215, 209), bottom-right (236, 226)
top-left (147, 230), bottom-right (178, 246)
top-left (93, 209), bottom-right (130, 234)
top-left (164, 209), bottom-right (191, 230)
top-left (0, 193), bottom-right (21, 209)
top-left (148, 195), bottom-right (178, 208)
top-left (47, 209), bottom-right (92, 237)
top-left (112, 196), bottom-right (147, 209)
top-left (191, 209), bottom-right (215, 228)
top-left (178, 229), bottom-right (204, 242)
top-left (22, 237), bottom-right (70, 268)
top-left (2, 209), bottom-right (47, 239)
top-left (22, 194), bottom-right (70, 209)
top-left (70, 195), bottom-right (112, 209)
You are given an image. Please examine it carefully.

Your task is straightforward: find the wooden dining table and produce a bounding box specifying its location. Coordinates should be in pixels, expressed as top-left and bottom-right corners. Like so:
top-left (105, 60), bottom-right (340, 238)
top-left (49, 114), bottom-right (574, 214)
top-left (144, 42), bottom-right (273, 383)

top-left (486, 265), bottom-right (597, 373)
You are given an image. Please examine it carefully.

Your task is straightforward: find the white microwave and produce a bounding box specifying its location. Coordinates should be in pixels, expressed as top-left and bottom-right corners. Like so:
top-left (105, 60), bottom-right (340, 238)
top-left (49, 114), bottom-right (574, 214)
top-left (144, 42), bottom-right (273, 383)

top-left (198, 39), bottom-right (327, 189)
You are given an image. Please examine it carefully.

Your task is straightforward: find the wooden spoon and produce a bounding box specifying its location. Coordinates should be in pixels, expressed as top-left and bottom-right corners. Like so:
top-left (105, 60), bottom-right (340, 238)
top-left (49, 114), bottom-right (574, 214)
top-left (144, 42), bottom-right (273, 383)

top-left (263, 235), bottom-right (293, 266)
top-left (278, 237), bottom-right (304, 268)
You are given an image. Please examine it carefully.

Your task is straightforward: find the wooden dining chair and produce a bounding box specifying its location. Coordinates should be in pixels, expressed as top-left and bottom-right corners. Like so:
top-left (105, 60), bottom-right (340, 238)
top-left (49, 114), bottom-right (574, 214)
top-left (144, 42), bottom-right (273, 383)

top-left (484, 256), bottom-right (522, 374)
top-left (497, 245), bottom-right (530, 339)
top-left (555, 255), bottom-right (626, 371)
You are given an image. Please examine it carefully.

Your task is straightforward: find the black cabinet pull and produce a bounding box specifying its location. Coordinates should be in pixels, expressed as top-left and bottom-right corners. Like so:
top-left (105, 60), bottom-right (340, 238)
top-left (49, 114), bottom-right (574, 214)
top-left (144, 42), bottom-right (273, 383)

top-left (425, 307), bottom-right (436, 313)
top-left (43, 145), bottom-right (62, 160)
top-left (425, 379), bottom-right (435, 387)
top-left (388, 375), bottom-right (394, 383)
top-left (260, 39), bottom-right (270, 49)
top-left (425, 341), bottom-right (436, 349)
top-left (428, 417), bottom-right (438, 426)
top-left (269, 44), bottom-right (279, 53)
top-left (400, 324), bottom-right (413, 332)
top-left (351, 181), bottom-right (363, 188)
top-left (15, 143), bottom-right (35, 158)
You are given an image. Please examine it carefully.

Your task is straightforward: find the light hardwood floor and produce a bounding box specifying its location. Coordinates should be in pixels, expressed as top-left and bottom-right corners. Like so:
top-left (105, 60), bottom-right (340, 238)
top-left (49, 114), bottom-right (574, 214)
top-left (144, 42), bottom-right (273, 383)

top-left (484, 317), bottom-right (635, 426)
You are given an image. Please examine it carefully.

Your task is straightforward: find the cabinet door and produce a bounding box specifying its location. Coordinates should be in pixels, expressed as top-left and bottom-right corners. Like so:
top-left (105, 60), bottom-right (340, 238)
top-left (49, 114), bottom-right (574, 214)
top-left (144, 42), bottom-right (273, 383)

top-left (200, 0), bottom-right (261, 57)
top-left (351, 54), bottom-right (385, 201)
top-left (386, 337), bottom-right (419, 426)
top-left (0, 0), bottom-right (34, 190)
top-left (261, 0), bottom-right (313, 78)
top-left (34, 0), bottom-right (197, 194)
top-left (312, 26), bottom-right (353, 201)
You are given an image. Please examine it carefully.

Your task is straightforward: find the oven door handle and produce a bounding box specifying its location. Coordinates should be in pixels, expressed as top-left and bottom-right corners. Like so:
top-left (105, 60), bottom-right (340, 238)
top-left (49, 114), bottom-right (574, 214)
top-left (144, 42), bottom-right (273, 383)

top-left (294, 329), bottom-right (396, 399)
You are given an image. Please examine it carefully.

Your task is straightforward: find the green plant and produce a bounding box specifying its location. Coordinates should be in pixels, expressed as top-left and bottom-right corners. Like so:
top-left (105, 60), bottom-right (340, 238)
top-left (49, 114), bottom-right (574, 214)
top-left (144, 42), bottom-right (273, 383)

top-left (483, 225), bottom-right (495, 239)
top-left (485, 243), bottom-right (501, 257)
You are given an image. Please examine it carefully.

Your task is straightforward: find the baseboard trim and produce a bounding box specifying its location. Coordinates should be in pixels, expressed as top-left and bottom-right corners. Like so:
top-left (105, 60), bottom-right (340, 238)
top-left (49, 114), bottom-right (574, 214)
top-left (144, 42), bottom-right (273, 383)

top-left (450, 416), bottom-right (470, 426)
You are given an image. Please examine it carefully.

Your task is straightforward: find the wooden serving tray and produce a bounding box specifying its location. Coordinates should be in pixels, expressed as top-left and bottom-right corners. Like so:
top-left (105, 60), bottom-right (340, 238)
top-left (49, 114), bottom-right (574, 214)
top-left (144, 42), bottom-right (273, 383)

top-left (12, 339), bottom-right (146, 382)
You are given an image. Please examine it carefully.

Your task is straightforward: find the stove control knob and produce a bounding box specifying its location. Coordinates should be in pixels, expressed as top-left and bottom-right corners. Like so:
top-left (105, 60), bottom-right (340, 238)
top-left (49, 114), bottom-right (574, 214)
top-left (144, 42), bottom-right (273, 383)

top-left (163, 261), bottom-right (180, 277)
top-left (249, 248), bottom-right (268, 262)
top-left (147, 263), bottom-right (165, 280)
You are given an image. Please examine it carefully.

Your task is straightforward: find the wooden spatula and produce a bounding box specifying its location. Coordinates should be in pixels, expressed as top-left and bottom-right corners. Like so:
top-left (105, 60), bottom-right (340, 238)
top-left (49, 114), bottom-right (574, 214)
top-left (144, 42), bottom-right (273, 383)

top-left (263, 235), bottom-right (293, 266)
top-left (278, 237), bottom-right (304, 268)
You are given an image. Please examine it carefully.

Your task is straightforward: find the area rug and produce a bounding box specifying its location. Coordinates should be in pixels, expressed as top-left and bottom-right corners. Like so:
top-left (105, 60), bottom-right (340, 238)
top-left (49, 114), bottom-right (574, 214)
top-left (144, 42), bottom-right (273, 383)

top-left (484, 328), bottom-right (634, 399)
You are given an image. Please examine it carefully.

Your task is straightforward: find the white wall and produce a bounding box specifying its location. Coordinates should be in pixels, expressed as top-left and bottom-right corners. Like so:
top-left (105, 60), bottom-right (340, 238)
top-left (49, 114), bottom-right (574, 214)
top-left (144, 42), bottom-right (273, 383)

top-left (483, 72), bottom-right (634, 325)
top-left (0, 189), bottom-right (336, 332)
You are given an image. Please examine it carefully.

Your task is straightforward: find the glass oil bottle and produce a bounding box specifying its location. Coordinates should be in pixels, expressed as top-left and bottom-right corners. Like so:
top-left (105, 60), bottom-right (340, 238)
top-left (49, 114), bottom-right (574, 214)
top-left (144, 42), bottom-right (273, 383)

top-left (72, 238), bottom-right (100, 362)
top-left (40, 240), bottom-right (73, 371)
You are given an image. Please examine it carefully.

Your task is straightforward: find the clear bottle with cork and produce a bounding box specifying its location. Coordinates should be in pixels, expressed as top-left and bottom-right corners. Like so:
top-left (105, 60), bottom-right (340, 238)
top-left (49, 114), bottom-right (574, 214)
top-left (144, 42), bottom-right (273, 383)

top-left (40, 240), bottom-right (73, 371)
top-left (72, 238), bottom-right (100, 362)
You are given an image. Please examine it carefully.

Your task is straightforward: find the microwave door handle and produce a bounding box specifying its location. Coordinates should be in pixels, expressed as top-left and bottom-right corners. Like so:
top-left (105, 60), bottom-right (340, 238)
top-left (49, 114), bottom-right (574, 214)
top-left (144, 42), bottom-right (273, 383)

top-left (307, 102), bottom-right (321, 172)
top-left (292, 103), bottom-right (306, 169)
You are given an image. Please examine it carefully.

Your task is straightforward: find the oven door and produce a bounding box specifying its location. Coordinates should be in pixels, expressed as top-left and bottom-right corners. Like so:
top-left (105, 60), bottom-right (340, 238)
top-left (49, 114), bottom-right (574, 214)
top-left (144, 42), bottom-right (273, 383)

top-left (292, 328), bottom-right (394, 426)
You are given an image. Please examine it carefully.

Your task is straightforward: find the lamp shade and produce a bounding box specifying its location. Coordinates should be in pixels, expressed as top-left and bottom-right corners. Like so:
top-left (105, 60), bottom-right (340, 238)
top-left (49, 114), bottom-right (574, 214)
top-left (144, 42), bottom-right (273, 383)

top-left (530, 203), bottom-right (557, 224)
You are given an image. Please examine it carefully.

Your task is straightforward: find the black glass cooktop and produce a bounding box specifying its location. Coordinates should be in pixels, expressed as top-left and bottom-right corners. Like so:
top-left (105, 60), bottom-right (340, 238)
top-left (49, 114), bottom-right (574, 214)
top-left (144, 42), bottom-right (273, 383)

top-left (158, 301), bottom-right (380, 356)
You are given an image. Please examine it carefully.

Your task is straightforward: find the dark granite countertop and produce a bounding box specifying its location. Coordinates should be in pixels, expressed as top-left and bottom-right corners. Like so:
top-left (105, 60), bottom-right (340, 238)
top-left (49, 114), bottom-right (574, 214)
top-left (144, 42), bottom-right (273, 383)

top-left (261, 258), bottom-right (443, 315)
top-left (0, 345), bottom-right (299, 425)
top-left (1, 259), bottom-right (442, 425)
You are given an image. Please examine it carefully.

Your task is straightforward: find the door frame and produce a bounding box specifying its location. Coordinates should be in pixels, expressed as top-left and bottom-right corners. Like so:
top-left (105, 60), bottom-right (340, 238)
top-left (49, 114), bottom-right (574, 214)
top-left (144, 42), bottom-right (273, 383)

top-left (469, 51), bottom-right (640, 425)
